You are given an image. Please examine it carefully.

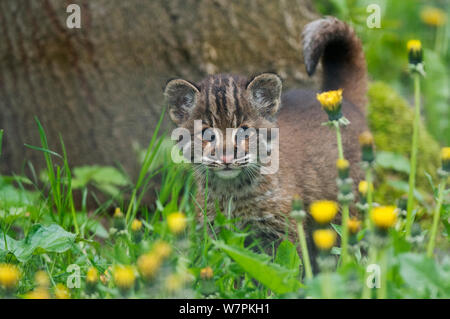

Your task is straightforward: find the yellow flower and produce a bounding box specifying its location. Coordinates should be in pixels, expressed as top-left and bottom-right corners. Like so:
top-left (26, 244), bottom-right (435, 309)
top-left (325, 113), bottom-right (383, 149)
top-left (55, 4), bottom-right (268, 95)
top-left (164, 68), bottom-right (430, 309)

top-left (24, 287), bottom-right (51, 299)
top-left (200, 267), bottom-right (214, 280)
top-left (336, 159), bottom-right (349, 170)
top-left (358, 131), bottom-right (374, 146)
top-left (153, 241), bottom-right (172, 259)
top-left (165, 274), bottom-right (184, 293)
top-left (442, 147), bottom-right (450, 172)
top-left (309, 200), bottom-right (339, 224)
top-left (167, 212), bottom-right (187, 234)
top-left (86, 267), bottom-right (99, 284)
top-left (313, 229), bottom-right (336, 251)
top-left (35, 270), bottom-right (50, 288)
top-left (407, 40), bottom-right (423, 65)
top-left (100, 267), bottom-right (112, 285)
top-left (114, 207), bottom-right (124, 218)
top-left (316, 89), bottom-right (343, 111)
top-left (0, 263), bottom-right (20, 290)
top-left (442, 147), bottom-right (450, 161)
top-left (407, 40), bottom-right (422, 53)
top-left (131, 219), bottom-right (143, 232)
top-left (371, 206), bottom-right (398, 230)
top-left (113, 265), bottom-right (135, 290)
top-left (137, 253), bottom-right (162, 280)
top-left (358, 180), bottom-right (373, 196)
top-left (420, 7), bottom-right (447, 27)
top-left (347, 217), bottom-right (362, 234)
top-left (54, 283), bottom-right (70, 299)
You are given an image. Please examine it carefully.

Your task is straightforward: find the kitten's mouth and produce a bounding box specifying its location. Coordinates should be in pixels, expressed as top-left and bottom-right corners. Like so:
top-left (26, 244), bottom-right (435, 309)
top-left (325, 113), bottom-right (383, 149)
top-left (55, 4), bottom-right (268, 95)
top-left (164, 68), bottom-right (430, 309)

top-left (213, 167), bottom-right (242, 179)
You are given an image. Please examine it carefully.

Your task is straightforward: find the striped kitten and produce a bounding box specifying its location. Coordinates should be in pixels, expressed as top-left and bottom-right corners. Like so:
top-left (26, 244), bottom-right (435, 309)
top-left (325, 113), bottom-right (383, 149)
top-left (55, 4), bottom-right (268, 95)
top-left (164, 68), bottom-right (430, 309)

top-left (164, 17), bottom-right (369, 259)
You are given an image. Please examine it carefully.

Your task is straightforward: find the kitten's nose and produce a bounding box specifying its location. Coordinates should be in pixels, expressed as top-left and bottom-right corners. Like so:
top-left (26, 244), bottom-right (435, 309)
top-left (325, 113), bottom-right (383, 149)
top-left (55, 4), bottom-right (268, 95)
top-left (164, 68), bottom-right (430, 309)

top-left (221, 154), bottom-right (234, 164)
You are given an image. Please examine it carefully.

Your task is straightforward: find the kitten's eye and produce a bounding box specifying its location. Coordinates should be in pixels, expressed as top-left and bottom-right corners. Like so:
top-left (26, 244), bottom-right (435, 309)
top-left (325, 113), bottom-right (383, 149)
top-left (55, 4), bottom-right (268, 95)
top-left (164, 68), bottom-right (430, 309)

top-left (235, 126), bottom-right (249, 142)
top-left (202, 128), bottom-right (216, 142)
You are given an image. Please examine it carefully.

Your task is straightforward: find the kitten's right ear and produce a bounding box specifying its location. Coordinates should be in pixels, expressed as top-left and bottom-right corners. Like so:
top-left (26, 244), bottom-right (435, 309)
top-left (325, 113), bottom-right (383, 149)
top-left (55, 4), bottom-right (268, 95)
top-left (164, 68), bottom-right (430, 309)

top-left (164, 79), bottom-right (200, 125)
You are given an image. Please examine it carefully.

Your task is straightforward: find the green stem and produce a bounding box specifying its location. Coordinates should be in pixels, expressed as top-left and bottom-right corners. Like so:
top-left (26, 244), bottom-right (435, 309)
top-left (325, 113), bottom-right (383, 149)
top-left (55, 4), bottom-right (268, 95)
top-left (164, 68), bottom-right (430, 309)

top-left (405, 74), bottom-right (421, 236)
top-left (340, 204), bottom-right (350, 266)
top-left (362, 246), bottom-right (378, 299)
top-left (297, 222), bottom-right (313, 280)
top-left (202, 168), bottom-right (209, 265)
top-left (335, 124), bottom-right (344, 160)
top-left (365, 168), bottom-right (373, 230)
top-left (426, 179), bottom-right (447, 257)
top-left (377, 248), bottom-right (388, 299)
top-left (321, 271), bottom-right (333, 299)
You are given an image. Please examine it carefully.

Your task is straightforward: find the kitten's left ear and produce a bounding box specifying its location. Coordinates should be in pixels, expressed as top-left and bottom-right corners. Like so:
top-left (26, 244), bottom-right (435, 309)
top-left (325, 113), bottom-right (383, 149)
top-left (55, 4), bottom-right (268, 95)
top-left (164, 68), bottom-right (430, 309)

top-left (246, 73), bottom-right (282, 118)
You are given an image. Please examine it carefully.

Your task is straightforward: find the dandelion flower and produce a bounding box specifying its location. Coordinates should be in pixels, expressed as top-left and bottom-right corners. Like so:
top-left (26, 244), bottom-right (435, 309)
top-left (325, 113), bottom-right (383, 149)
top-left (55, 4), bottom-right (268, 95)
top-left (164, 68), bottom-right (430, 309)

top-left (359, 131), bottom-right (375, 163)
top-left (310, 200), bottom-right (339, 224)
top-left (131, 219), bottom-right (143, 232)
top-left (347, 217), bottom-right (362, 234)
top-left (0, 263), bottom-right (20, 290)
top-left (200, 267), bottom-right (214, 280)
top-left (358, 180), bottom-right (373, 196)
top-left (313, 229), bottom-right (336, 251)
top-left (137, 253), bottom-right (162, 280)
top-left (371, 206), bottom-right (397, 230)
top-left (336, 159), bottom-right (350, 179)
top-left (165, 274), bottom-right (184, 293)
top-left (153, 241), bottom-right (172, 259)
top-left (316, 89), bottom-right (343, 121)
top-left (420, 7), bottom-right (447, 27)
top-left (114, 207), bottom-right (124, 218)
top-left (167, 212), bottom-right (187, 234)
top-left (113, 265), bottom-right (135, 291)
top-left (407, 40), bottom-right (423, 65)
top-left (54, 283), bottom-right (70, 299)
top-left (35, 270), bottom-right (50, 288)
top-left (86, 267), bottom-right (99, 284)
top-left (441, 147), bottom-right (450, 172)
top-left (24, 287), bottom-right (51, 299)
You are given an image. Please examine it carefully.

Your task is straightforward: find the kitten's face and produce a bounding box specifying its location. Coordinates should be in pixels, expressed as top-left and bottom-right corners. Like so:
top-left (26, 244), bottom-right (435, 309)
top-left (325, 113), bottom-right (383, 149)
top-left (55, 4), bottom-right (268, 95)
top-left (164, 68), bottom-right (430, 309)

top-left (165, 73), bottom-right (282, 181)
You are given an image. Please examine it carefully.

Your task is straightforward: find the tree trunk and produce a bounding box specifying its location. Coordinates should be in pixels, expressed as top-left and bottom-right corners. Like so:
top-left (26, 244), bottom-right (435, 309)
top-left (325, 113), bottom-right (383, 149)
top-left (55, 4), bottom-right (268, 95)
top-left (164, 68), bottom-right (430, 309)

top-left (0, 0), bottom-right (318, 179)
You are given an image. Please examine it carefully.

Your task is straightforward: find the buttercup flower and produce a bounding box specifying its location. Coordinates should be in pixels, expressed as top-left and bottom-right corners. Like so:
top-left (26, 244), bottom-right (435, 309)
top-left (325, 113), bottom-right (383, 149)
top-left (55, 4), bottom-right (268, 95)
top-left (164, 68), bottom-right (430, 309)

top-left (113, 265), bottom-right (136, 291)
top-left (441, 147), bottom-right (450, 172)
top-left (407, 40), bottom-right (423, 65)
top-left (316, 89), bottom-right (343, 121)
top-left (371, 206), bottom-right (398, 230)
top-left (200, 267), bottom-right (214, 280)
top-left (310, 200), bottom-right (339, 224)
top-left (0, 263), bottom-right (20, 290)
top-left (347, 217), bottom-right (362, 234)
top-left (420, 7), bottom-right (447, 27)
top-left (54, 283), bottom-right (70, 299)
top-left (313, 229), bottom-right (336, 251)
top-left (24, 287), bottom-right (51, 299)
top-left (167, 212), bottom-right (187, 234)
top-left (137, 253), bottom-right (162, 280)
top-left (35, 270), bottom-right (50, 287)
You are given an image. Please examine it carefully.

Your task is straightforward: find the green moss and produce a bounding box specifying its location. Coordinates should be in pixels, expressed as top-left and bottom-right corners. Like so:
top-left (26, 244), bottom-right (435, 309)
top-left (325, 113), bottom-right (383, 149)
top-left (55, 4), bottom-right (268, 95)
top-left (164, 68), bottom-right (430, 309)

top-left (367, 81), bottom-right (440, 203)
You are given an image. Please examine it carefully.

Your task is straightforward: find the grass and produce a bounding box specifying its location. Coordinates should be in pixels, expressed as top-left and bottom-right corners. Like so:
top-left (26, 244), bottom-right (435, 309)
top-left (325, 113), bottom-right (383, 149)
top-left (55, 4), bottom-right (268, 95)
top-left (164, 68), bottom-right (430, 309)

top-left (0, 0), bottom-right (449, 300)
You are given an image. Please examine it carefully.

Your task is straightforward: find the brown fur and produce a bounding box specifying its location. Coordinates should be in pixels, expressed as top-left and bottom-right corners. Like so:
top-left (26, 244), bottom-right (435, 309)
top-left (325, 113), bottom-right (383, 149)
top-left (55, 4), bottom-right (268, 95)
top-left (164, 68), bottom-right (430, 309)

top-left (164, 17), bottom-right (368, 259)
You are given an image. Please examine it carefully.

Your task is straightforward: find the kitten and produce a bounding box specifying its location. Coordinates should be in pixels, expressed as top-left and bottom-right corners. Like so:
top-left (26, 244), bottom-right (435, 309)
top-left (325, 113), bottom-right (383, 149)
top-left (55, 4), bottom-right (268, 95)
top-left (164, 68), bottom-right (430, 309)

top-left (164, 17), bottom-right (368, 256)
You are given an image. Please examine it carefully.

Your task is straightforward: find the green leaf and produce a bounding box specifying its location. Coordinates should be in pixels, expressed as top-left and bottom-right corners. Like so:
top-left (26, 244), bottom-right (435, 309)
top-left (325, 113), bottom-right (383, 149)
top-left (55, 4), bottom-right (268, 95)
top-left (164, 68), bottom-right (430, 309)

top-left (274, 240), bottom-right (302, 277)
top-left (216, 241), bottom-right (303, 294)
top-left (398, 253), bottom-right (450, 297)
top-left (387, 180), bottom-right (424, 203)
top-left (0, 224), bottom-right (76, 262)
top-left (376, 151), bottom-right (410, 174)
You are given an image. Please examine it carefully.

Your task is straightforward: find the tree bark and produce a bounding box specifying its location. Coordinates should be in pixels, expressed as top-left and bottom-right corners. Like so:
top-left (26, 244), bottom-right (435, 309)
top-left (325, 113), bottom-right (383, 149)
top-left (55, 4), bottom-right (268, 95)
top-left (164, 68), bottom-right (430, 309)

top-left (0, 0), bottom-right (318, 179)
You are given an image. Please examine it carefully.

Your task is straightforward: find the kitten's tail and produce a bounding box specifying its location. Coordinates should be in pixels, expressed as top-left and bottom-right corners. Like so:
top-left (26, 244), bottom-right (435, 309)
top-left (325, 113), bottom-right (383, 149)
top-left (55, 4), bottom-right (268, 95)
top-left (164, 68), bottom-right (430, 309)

top-left (302, 16), bottom-right (367, 111)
